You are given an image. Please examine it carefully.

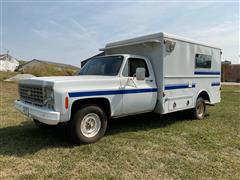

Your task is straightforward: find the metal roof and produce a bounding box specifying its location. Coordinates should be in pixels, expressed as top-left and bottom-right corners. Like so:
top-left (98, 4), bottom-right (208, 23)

top-left (19, 59), bottom-right (79, 69)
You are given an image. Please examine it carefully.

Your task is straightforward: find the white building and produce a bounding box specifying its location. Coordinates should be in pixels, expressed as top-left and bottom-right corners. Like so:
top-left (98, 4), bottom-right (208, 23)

top-left (0, 54), bottom-right (19, 72)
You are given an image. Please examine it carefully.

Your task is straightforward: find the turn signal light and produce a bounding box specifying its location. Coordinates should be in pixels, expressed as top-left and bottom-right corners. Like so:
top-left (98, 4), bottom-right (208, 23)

top-left (65, 96), bottom-right (69, 110)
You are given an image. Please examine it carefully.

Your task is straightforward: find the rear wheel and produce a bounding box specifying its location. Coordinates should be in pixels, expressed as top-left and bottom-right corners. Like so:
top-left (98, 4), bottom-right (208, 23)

top-left (69, 105), bottom-right (108, 145)
top-left (192, 97), bottom-right (206, 120)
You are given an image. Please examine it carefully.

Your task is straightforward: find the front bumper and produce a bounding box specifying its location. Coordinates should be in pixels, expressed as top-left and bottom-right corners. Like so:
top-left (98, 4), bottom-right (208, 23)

top-left (15, 100), bottom-right (60, 125)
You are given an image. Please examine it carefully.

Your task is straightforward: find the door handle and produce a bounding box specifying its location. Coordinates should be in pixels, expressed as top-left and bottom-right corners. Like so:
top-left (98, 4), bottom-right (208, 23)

top-left (146, 79), bottom-right (153, 82)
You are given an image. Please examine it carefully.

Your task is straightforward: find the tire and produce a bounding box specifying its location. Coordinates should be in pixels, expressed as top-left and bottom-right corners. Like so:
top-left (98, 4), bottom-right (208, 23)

top-left (69, 105), bottom-right (108, 145)
top-left (192, 97), bottom-right (206, 120)
top-left (33, 119), bottom-right (55, 129)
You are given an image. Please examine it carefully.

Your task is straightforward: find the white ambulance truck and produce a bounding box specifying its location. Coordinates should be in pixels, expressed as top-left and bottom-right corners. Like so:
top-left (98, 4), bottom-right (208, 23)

top-left (15, 32), bottom-right (221, 144)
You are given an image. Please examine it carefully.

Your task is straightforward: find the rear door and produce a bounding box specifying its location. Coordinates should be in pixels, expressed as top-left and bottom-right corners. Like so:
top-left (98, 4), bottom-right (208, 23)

top-left (121, 57), bottom-right (157, 115)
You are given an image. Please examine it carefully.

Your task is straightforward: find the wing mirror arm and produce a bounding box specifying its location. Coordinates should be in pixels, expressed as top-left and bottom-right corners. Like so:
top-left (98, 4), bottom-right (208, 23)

top-left (127, 77), bottom-right (137, 87)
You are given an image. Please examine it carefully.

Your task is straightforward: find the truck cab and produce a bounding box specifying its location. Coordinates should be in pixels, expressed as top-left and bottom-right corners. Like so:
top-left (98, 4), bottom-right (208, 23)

top-left (15, 54), bottom-right (158, 144)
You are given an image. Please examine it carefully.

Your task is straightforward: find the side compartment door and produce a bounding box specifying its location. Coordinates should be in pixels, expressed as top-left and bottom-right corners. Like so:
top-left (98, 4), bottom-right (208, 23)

top-left (121, 57), bottom-right (157, 115)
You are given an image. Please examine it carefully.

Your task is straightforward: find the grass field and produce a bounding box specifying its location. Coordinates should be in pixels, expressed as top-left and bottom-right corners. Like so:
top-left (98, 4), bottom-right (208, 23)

top-left (0, 71), bottom-right (18, 81)
top-left (0, 80), bottom-right (239, 179)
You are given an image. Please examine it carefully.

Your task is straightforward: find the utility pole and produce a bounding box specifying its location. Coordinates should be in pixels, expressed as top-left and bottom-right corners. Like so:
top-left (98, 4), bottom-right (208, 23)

top-left (6, 50), bottom-right (9, 58)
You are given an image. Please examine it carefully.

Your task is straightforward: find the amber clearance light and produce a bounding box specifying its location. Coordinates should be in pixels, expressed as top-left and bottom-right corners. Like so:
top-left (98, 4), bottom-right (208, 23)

top-left (65, 96), bottom-right (69, 110)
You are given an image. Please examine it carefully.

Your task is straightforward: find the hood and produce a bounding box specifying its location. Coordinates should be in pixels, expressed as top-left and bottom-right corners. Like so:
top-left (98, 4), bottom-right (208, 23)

top-left (19, 75), bottom-right (120, 91)
top-left (24, 75), bottom-right (115, 81)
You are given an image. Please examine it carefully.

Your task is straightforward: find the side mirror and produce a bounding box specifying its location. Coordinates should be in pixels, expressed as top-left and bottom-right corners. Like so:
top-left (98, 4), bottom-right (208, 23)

top-left (136, 68), bottom-right (146, 80)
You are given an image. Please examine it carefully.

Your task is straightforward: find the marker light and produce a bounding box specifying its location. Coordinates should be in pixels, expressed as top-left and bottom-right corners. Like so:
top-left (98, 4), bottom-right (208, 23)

top-left (65, 97), bottom-right (69, 110)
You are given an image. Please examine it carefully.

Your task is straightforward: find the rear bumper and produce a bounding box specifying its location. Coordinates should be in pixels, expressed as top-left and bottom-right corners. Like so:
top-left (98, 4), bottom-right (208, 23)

top-left (15, 100), bottom-right (60, 125)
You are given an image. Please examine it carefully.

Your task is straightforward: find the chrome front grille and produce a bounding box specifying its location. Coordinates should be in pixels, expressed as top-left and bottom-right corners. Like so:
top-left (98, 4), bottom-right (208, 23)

top-left (19, 84), bottom-right (45, 106)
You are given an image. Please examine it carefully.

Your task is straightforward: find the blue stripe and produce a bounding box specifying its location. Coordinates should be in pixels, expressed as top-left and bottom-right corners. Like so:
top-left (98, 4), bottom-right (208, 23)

top-left (194, 71), bottom-right (220, 75)
top-left (211, 82), bottom-right (221, 86)
top-left (165, 84), bottom-right (196, 90)
top-left (68, 88), bottom-right (158, 98)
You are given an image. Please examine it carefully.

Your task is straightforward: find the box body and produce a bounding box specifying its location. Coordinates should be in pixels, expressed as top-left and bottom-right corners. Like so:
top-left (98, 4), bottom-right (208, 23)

top-left (103, 32), bottom-right (221, 114)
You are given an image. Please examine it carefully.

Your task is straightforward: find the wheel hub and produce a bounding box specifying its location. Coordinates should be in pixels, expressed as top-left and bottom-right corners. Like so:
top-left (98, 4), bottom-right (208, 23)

top-left (197, 103), bottom-right (204, 117)
top-left (80, 113), bottom-right (101, 138)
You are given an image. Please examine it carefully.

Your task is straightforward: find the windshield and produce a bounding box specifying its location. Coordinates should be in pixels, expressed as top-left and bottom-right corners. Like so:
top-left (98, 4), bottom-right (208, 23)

top-left (79, 56), bottom-right (123, 76)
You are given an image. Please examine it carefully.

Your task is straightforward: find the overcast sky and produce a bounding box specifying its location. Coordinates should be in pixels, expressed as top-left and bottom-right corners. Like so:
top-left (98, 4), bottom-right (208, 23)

top-left (1, 1), bottom-right (239, 66)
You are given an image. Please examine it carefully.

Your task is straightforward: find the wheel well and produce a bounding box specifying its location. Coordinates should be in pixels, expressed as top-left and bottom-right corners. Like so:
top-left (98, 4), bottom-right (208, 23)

top-left (197, 91), bottom-right (210, 102)
top-left (71, 98), bottom-right (111, 119)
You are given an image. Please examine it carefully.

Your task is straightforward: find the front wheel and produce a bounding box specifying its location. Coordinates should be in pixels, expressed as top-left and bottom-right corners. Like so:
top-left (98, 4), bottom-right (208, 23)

top-left (69, 105), bottom-right (108, 145)
top-left (192, 97), bottom-right (206, 120)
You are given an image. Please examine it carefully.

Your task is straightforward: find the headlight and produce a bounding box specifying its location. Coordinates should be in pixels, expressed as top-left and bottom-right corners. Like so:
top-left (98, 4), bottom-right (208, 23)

top-left (45, 87), bottom-right (54, 99)
top-left (44, 87), bottom-right (54, 109)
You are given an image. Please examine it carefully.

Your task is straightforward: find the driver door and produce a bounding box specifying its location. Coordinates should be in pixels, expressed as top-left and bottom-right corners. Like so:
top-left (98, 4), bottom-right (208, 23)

top-left (121, 57), bottom-right (157, 115)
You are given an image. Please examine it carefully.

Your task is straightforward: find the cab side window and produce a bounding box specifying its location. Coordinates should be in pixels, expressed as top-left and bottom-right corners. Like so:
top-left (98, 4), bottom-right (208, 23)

top-left (128, 58), bottom-right (150, 77)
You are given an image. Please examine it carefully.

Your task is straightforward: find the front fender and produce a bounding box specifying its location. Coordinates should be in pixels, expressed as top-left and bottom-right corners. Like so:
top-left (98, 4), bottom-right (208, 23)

top-left (68, 95), bottom-right (122, 120)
